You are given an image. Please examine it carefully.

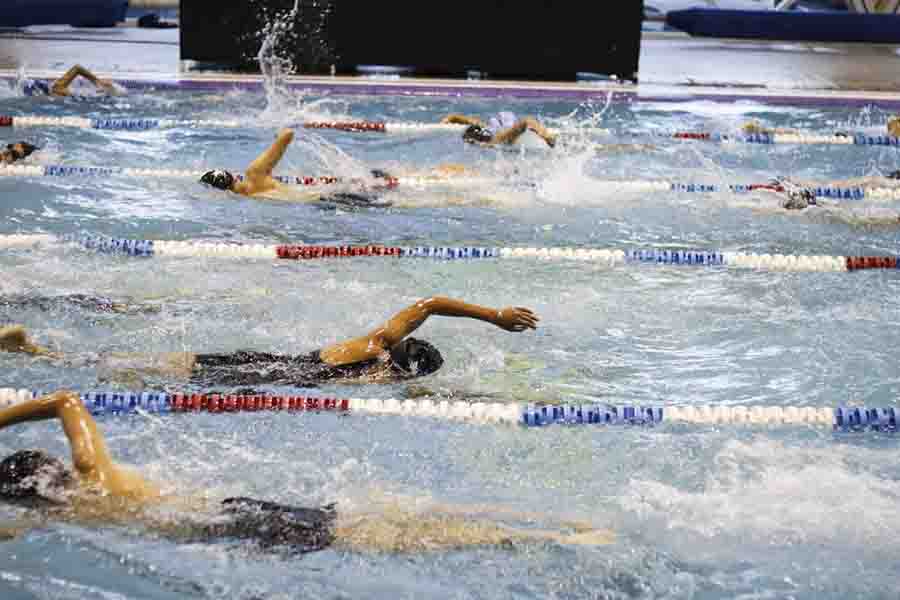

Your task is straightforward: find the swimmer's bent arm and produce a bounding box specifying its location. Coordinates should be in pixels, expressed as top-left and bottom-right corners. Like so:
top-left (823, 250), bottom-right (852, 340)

top-left (319, 296), bottom-right (539, 365)
top-left (492, 117), bottom-right (557, 147)
top-left (440, 114), bottom-right (485, 127)
top-left (0, 392), bottom-right (106, 479)
top-left (52, 65), bottom-right (113, 96)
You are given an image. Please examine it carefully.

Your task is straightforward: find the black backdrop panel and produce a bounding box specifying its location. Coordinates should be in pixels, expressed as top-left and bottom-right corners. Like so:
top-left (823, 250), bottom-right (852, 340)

top-left (181, 0), bottom-right (643, 81)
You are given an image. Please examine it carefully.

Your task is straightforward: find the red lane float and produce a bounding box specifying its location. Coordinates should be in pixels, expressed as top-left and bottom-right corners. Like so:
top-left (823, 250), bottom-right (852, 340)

top-left (169, 393), bottom-right (349, 413)
top-left (303, 121), bottom-right (387, 133)
top-left (275, 245), bottom-right (403, 260)
top-left (673, 132), bottom-right (711, 140)
top-left (846, 256), bottom-right (899, 271)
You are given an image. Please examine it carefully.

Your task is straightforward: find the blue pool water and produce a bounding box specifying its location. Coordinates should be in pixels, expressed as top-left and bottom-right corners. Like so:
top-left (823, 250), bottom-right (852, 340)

top-left (2, 86), bottom-right (900, 599)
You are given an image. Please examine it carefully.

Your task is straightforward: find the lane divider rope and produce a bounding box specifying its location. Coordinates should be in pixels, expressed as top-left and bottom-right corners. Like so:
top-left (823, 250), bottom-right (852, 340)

top-left (0, 115), bottom-right (575, 135)
top-left (6, 115), bottom-right (900, 146)
top-left (3, 164), bottom-right (898, 200)
top-left (665, 130), bottom-right (900, 147)
top-left (3, 233), bottom-right (899, 272)
top-left (0, 164), bottom-right (496, 188)
top-left (0, 389), bottom-right (893, 431)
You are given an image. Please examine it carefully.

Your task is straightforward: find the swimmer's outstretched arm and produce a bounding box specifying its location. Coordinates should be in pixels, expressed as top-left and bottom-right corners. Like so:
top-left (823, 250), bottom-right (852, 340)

top-left (440, 114), bottom-right (485, 126)
top-left (51, 65), bottom-right (115, 96)
top-left (232, 128), bottom-right (295, 196)
top-left (319, 296), bottom-right (539, 365)
top-left (245, 128), bottom-right (295, 180)
top-left (493, 117), bottom-right (557, 147)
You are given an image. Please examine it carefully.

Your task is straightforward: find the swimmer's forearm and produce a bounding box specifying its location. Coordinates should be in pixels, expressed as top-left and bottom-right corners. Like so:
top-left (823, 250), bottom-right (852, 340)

top-left (0, 391), bottom-right (70, 429)
top-left (442, 114), bottom-right (482, 126)
top-left (492, 121), bottom-right (529, 145)
top-left (246, 129), bottom-right (294, 178)
top-left (76, 66), bottom-right (99, 83)
top-left (419, 296), bottom-right (503, 325)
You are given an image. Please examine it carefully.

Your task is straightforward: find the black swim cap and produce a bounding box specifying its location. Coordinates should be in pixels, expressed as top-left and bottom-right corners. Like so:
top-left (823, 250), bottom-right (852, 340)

top-left (888, 170), bottom-right (900, 180)
top-left (0, 450), bottom-right (73, 505)
top-left (9, 142), bottom-right (38, 159)
top-left (462, 124), bottom-right (493, 144)
top-left (200, 170), bottom-right (235, 191)
top-left (389, 337), bottom-right (444, 377)
top-left (781, 188), bottom-right (815, 210)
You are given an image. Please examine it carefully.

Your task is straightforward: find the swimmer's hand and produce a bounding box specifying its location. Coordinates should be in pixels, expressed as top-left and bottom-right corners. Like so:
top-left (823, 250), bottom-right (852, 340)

top-left (0, 520), bottom-right (33, 541)
top-left (441, 114), bottom-right (482, 126)
top-left (0, 325), bottom-right (60, 359)
top-left (494, 307), bottom-right (539, 332)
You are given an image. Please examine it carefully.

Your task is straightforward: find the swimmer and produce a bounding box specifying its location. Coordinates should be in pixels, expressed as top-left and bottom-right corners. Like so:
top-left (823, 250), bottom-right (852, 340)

top-left (0, 296), bottom-right (539, 387)
top-left (200, 129), bottom-right (394, 206)
top-left (0, 390), bottom-right (612, 553)
top-left (441, 112), bottom-right (557, 148)
top-left (0, 142), bottom-right (38, 165)
top-left (758, 177), bottom-right (900, 226)
top-left (743, 116), bottom-right (900, 138)
top-left (888, 116), bottom-right (900, 137)
top-left (199, 128), bottom-right (295, 197)
top-left (23, 65), bottom-right (117, 97)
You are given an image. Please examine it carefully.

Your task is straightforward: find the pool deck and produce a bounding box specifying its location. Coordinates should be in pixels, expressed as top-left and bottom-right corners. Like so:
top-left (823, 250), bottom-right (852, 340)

top-left (3, 25), bottom-right (900, 107)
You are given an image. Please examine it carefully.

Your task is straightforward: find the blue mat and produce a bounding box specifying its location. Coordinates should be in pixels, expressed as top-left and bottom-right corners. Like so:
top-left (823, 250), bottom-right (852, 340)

top-left (0, 0), bottom-right (127, 28)
top-left (667, 8), bottom-right (900, 44)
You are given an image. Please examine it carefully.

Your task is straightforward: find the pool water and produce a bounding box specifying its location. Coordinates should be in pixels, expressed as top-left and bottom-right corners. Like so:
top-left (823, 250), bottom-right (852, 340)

top-left (2, 86), bottom-right (900, 599)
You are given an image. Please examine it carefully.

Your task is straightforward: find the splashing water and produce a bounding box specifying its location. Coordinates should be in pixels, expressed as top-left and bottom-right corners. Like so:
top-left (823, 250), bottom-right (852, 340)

top-left (257, 1), bottom-right (303, 118)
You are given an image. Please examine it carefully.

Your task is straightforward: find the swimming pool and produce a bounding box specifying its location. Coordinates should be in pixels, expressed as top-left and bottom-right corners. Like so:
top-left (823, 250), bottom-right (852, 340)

top-left (2, 84), bottom-right (900, 599)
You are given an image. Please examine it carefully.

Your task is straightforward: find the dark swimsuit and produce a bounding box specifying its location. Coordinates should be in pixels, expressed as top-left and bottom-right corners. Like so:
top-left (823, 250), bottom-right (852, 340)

top-left (202, 497), bottom-right (336, 553)
top-left (192, 350), bottom-right (381, 387)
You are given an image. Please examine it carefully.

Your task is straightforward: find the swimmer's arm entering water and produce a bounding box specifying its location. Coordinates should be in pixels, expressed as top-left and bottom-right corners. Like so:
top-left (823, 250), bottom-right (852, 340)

top-left (0, 520), bottom-right (34, 541)
top-left (0, 391), bottom-right (156, 499)
top-left (319, 296), bottom-right (539, 366)
top-left (234, 128), bottom-right (295, 196)
top-left (51, 65), bottom-right (115, 96)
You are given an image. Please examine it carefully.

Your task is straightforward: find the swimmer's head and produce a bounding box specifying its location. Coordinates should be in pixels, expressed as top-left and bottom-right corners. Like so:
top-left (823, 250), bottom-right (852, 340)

top-left (888, 169), bottom-right (900, 180)
top-left (200, 170), bottom-right (235, 191)
top-left (23, 80), bottom-right (51, 97)
top-left (781, 188), bottom-right (815, 210)
top-left (888, 116), bottom-right (900, 138)
top-left (389, 337), bottom-right (444, 378)
top-left (9, 142), bottom-right (38, 159)
top-left (0, 450), bottom-right (74, 507)
top-left (462, 124), bottom-right (493, 145)
top-left (1, 142), bottom-right (38, 164)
